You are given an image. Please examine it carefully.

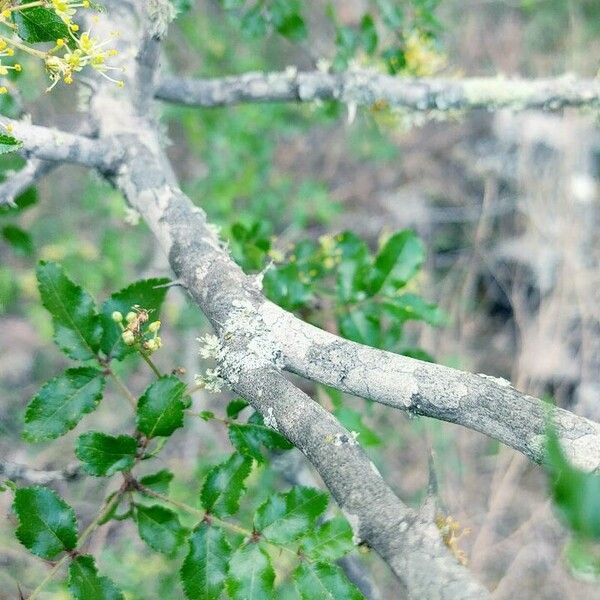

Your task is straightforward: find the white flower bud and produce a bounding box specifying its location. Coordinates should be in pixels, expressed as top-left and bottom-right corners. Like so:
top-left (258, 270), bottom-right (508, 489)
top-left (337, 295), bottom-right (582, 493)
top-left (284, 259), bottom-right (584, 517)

top-left (125, 311), bottom-right (137, 323)
top-left (111, 311), bottom-right (123, 322)
top-left (148, 320), bottom-right (161, 333)
top-left (121, 330), bottom-right (135, 345)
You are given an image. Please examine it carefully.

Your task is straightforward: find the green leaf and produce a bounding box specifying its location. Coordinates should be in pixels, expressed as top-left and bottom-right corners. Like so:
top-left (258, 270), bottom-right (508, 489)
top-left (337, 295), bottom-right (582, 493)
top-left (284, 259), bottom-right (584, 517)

top-left (383, 294), bottom-right (445, 326)
top-left (226, 398), bottom-right (249, 419)
top-left (181, 522), bottom-right (231, 600)
top-left (201, 453), bottom-right (253, 518)
top-left (1, 224), bottom-right (33, 255)
top-left (264, 263), bottom-right (313, 311)
top-left (228, 412), bottom-right (293, 463)
top-left (75, 432), bottom-right (137, 477)
top-left (359, 14), bottom-right (378, 54)
top-left (36, 261), bottom-right (102, 360)
top-left (338, 305), bottom-right (381, 347)
top-left (135, 504), bottom-right (186, 556)
top-left (136, 376), bottom-right (187, 439)
top-left (368, 230), bottom-right (424, 294)
top-left (254, 486), bottom-right (328, 544)
top-left (0, 133), bottom-right (22, 155)
top-left (226, 543), bottom-right (275, 600)
top-left (332, 406), bottom-right (381, 447)
top-left (68, 555), bottom-right (124, 600)
top-left (13, 486), bottom-right (77, 559)
top-left (23, 367), bottom-right (105, 442)
top-left (300, 516), bottom-right (355, 561)
top-left (335, 232), bottom-right (371, 303)
top-left (546, 426), bottom-right (600, 539)
top-left (293, 562), bottom-right (363, 599)
top-left (13, 5), bottom-right (70, 43)
top-left (139, 469), bottom-right (174, 495)
top-left (100, 277), bottom-right (170, 360)
top-left (274, 13), bottom-right (307, 40)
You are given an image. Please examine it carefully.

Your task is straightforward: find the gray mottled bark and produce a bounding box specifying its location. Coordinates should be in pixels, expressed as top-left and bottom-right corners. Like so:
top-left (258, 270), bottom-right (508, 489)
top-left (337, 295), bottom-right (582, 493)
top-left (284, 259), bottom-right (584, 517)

top-left (0, 118), bottom-right (122, 170)
top-left (3, 1), bottom-right (598, 595)
top-left (0, 460), bottom-right (80, 484)
top-left (156, 71), bottom-right (600, 111)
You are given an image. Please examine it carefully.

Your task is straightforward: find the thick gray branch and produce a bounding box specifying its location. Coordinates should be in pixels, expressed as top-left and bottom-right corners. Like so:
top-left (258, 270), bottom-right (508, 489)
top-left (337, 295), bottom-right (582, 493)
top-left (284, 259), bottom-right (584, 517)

top-left (156, 72), bottom-right (600, 111)
top-left (103, 131), bottom-right (488, 596)
top-left (0, 159), bottom-right (57, 206)
top-left (0, 118), bottom-right (123, 169)
top-left (265, 311), bottom-right (600, 473)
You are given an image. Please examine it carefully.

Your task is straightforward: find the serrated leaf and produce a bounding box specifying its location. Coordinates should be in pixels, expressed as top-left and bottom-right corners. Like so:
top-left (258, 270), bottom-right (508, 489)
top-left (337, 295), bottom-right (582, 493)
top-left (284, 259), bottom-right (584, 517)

top-left (23, 367), bottom-right (105, 442)
top-left (135, 504), bottom-right (186, 556)
top-left (136, 376), bottom-right (187, 439)
top-left (293, 562), bottom-right (363, 600)
top-left (139, 469), bottom-right (174, 495)
top-left (100, 278), bottom-right (170, 360)
top-left (13, 486), bottom-right (77, 559)
top-left (201, 453), bottom-right (253, 518)
top-left (68, 554), bottom-right (124, 600)
top-left (226, 398), bottom-right (249, 419)
top-left (300, 516), bottom-right (354, 561)
top-left (36, 261), bottom-right (102, 360)
top-left (181, 522), bottom-right (231, 600)
top-left (75, 432), bottom-right (137, 477)
top-left (254, 486), bottom-right (328, 544)
top-left (0, 133), bottom-right (22, 155)
top-left (2, 224), bottom-right (33, 255)
top-left (368, 230), bottom-right (424, 294)
top-left (13, 5), bottom-right (70, 43)
top-left (226, 543), bottom-right (275, 600)
top-left (228, 412), bottom-right (293, 463)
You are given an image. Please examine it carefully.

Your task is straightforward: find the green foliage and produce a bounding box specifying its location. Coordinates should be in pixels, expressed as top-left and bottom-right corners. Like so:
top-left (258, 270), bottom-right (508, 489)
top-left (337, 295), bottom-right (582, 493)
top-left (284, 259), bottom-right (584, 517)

top-left (299, 515), bottom-right (354, 561)
top-left (23, 367), bottom-right (105, 441)
top-left (226, 542), bottom-right (275, 599)
top-left (0, 133), bottom-right (22, 155)
top-left (76, 432), bottom-right (138, 477)
top-left (134, 504), bottom-right (187, 556)
top-left (1, 224), bottom-right (33, 255)
top-left (181, 523), bottom-right (231, 600)
top-left (294, 561), bottom-right (363, 599)
top-left (219, 0), bottom-right (307, 41)
top-left (68, 555), bottom-right (124, 600)
top-left (201, 453), bottom-right (253, 518)
top-left (36, 261), bottom-right (102, 360)
top-left (13, 486), bottom-right (77, 559)
top-left (546, 425), bottom-right (600, 539)
top-left (254, 486), bottom-right (328, 544)
top-left (229, 411), bottom-right (294, 463)
top-left (100, 278), bottom-right (170, 360)
top-left (12, 4), bottom-right (70, 43)
top-left (262, 228), bottom-right (445, 353)
top-left (136, 376), bottom-right (189, 439)
top-left (139, 469), bottom-right (175, 495)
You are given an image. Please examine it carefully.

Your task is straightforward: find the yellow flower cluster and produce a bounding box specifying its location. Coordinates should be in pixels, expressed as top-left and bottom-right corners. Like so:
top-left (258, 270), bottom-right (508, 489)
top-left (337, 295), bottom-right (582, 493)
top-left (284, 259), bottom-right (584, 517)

top-left (0, 0), bottom-right (123, 94)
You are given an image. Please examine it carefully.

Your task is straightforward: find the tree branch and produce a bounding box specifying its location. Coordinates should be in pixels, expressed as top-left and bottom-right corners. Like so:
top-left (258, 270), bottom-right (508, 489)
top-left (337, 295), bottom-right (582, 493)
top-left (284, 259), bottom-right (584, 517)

top-left (0, 459), bottom-right (81, 484)
top-left (0, 159), bottom-right (57, 206)
top-left (0, 117), bottom-right (123, 169)
top-left (156, 71), bottom-right (600, 111)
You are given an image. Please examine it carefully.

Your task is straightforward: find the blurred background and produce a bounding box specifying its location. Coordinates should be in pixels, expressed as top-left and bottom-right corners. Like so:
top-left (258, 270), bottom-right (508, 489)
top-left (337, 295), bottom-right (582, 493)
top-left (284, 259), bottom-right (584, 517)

top-left (1, 0), bottom-right (599, 598)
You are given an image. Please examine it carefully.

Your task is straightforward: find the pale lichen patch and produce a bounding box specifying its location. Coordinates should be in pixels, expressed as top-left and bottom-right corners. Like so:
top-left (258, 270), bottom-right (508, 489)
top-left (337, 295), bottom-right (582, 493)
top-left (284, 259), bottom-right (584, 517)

top-left (342, 509), bottom-right (362, 545)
